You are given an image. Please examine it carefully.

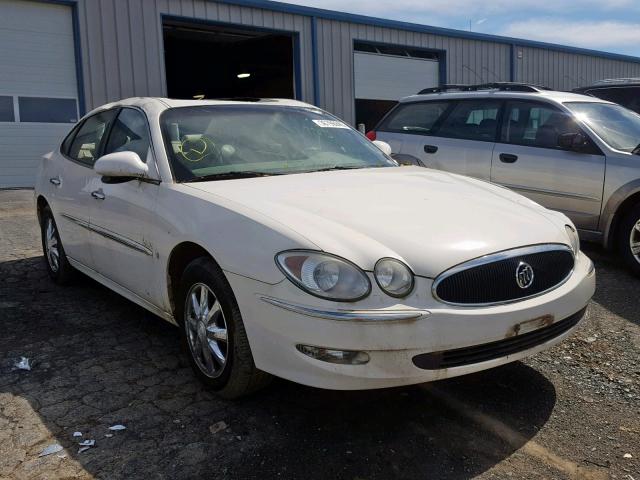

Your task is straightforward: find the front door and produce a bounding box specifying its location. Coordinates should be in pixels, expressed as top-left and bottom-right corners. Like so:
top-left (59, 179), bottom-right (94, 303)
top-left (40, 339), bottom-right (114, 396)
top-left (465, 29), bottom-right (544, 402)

top-left (490, 100), bottom-right (605, 230)
top-left (87, 107), bottom-right (162, 304)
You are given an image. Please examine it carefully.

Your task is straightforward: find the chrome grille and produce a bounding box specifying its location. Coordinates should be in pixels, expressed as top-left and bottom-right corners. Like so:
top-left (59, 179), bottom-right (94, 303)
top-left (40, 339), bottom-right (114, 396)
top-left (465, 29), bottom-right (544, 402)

top-left (433, 244), bottom-right (574, 306)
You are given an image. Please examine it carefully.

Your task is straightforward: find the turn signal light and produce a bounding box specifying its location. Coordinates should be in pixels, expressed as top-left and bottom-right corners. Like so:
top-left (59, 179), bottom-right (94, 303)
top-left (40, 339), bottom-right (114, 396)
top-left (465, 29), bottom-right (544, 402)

top-left (296, 345), bottom-right (370, 365)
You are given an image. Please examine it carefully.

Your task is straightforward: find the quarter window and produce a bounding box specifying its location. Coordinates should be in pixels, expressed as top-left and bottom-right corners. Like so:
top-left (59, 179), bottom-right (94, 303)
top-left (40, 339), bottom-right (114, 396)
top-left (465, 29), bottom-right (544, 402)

top-left (67, 110), bottom-right (117, 166)
top-left (501, 101), bottom-right (579, 149)
top-left (379, 102), bottom-right (449, 135)
top-left (104, 108), bottom-right (151, 162)
top-left (436, 100), bottom-right (501, 141)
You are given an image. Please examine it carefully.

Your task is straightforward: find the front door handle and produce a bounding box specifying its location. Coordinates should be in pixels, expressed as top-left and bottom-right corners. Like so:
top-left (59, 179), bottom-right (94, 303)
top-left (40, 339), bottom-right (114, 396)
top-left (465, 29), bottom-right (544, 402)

top-left (499, 153), bottom-right (518, 163)
top-left (424, 145), bottom-right (438, 154)
top-left (49, 177), bottom-right (61, 186)
top-left (91, 189), bottom-right (105, 200)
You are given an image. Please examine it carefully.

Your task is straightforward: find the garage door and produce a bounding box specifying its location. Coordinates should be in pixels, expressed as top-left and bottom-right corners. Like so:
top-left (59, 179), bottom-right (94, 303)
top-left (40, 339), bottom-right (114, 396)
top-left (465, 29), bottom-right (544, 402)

top-left (0, 0), bottom-right (79, 188)
top-left (354, 42), bottom-right (439, 130)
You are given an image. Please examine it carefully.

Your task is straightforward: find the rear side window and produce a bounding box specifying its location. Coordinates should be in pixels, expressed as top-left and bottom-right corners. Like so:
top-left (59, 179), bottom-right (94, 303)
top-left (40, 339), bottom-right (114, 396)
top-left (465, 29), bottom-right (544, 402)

top-left (104, 108), bottom-right (151, 162)
top-left (436, 100), bottom-right (501, 141)
top-left (379, 102), bottom-right (449, 134)
top-left (67, 110), bottom-right (118, 166)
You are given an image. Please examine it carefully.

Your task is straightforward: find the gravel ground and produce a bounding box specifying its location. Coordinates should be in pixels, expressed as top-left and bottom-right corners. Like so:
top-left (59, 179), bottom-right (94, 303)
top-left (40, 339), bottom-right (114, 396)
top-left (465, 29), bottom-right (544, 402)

top-left (0, 189), bottom-right (638, 480)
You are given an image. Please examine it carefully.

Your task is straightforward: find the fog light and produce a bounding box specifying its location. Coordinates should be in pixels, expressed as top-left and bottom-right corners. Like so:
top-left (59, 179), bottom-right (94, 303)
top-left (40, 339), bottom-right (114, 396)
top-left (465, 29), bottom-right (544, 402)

top-left (296, 344), bottom-right (370, 365)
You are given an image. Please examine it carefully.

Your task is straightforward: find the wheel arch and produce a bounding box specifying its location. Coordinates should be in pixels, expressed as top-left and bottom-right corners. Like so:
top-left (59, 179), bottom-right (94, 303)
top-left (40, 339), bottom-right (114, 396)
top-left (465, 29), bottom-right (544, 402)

top-left (602, 183), bottom-right (640, 249)
top-left (166, 241), bottom-right (222, 316)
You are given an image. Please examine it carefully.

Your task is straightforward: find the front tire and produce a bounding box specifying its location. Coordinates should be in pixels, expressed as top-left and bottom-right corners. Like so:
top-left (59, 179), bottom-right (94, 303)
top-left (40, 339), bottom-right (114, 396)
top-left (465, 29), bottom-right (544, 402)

top-left (617, 203), bottom-right (640, 277)
top-left (176, 257), bottom-right (272, 398)
top-left (40, 206), bottom-right (75, 284)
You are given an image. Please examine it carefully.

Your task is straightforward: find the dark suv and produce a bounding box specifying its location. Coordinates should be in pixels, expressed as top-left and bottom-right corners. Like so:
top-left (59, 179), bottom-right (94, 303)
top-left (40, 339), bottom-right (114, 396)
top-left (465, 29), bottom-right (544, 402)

top-left (574, 78), bottom-right (640, 114)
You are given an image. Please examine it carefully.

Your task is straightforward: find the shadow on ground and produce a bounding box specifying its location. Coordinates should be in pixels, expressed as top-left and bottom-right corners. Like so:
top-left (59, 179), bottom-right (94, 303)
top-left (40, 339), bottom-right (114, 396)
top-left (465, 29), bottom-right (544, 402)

top-left (582, 243), bottom-right (640, 327)
top-left (1, 256), bottom-right (557, 479)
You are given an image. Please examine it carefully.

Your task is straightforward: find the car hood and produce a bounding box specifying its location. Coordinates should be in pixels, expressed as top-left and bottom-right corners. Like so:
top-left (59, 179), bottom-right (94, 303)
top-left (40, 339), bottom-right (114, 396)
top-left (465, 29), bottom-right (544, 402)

top-left (185, 166), bottom-right (571, 278)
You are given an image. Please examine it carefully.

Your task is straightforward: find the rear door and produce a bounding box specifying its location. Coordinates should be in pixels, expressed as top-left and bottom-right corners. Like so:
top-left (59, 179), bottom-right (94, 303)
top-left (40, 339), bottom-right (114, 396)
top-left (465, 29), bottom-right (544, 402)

top-left (378, 99), bottom-right (501, 181)
top-left (490, 100), bottom-right (605, 230)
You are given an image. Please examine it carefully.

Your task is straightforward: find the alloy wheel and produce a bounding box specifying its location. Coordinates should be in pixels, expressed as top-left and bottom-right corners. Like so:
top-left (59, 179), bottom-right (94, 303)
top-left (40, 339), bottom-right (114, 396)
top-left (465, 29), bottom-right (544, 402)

top-left (630, 219), bottom-right (640, 263)
top-left (45, 218), bottom-right (60, 272)
top-left (184, 282), bottom-right (228, 378)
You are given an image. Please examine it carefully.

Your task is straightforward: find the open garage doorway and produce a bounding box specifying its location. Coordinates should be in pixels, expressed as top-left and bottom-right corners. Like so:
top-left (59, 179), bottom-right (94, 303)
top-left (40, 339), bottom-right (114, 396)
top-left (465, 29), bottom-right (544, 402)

top-left (163, 19), bottom-right (297, 100)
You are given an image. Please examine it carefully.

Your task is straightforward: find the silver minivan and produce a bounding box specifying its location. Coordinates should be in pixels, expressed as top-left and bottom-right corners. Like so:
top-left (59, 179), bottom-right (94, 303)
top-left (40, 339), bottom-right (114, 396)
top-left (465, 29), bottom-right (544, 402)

top-left (371, 83), bottom-right (640, 275)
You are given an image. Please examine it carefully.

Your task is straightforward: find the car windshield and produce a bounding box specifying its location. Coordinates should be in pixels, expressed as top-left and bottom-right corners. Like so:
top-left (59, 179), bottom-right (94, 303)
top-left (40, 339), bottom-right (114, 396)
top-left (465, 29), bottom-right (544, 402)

top-left (565, 102), bottom-right (640, 153)
top-left (160, 104), bottom-right (397, 181)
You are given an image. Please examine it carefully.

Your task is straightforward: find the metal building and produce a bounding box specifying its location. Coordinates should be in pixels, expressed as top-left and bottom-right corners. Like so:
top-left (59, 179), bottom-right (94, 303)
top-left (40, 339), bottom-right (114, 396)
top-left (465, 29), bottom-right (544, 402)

top-left (2, 0), bottom-right (640, 188)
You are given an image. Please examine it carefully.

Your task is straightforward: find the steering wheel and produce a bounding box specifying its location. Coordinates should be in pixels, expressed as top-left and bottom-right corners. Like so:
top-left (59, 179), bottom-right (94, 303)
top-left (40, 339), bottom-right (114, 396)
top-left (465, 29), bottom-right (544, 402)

top-left (178, 135), bottom-right (222, 164)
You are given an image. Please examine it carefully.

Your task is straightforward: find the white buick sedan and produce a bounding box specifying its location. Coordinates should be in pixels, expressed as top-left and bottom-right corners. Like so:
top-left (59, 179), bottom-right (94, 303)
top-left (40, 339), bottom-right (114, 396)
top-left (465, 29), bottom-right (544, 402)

top-left (35, 98), bottom-right (595, 398)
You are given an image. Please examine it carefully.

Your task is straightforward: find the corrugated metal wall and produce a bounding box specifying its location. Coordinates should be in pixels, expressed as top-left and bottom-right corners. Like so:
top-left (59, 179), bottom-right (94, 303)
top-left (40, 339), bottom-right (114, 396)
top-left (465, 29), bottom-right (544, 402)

top-left (75, 0), bottom-right (314, 109)
top-left (515, 46), bottom-right (640, 91)
top-left (73, 0), bottom-right (640, 125)
top-left (316, 19), bottom-right (511, 123)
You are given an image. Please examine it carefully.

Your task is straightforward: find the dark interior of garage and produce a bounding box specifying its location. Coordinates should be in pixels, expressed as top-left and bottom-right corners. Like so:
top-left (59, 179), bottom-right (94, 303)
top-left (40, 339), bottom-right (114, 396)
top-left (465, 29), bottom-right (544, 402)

top-left (163, 21), bottom-right (295, 100)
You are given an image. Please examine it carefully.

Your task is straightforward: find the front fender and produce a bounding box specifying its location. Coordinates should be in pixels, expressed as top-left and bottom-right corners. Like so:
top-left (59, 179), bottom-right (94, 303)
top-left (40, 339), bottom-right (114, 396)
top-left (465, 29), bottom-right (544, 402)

top-left (600, 179), bottom-right (640, 249)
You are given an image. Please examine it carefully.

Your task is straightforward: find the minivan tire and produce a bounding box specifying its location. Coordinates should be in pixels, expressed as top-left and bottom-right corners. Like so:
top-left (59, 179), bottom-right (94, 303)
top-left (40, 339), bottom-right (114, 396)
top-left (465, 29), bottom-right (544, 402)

top-left (176, 257), bottom-right (272, 399)
top-left (617, 203), bottom-right (640, 277)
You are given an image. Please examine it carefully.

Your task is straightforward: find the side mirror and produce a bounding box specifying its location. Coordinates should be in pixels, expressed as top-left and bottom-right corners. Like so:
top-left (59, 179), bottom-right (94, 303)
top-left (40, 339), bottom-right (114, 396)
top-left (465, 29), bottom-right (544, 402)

top-left (94, 151), bottom-right (148, 179)
top-left (372, 140), bottom-right (392, 156)
top-left (558, 132), bottom-right (588, 151)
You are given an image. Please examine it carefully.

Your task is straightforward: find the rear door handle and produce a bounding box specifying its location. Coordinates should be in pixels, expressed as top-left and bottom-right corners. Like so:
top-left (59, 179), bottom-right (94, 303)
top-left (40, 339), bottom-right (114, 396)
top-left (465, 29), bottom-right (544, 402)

top-left (49, 177), bottom-right (61, 186)
top-left (424, 145), bottom-right (438, 154)
top-left (499, 153), bottom-right (518, 163)
top-left (91, 189), bottom-right (105, 200)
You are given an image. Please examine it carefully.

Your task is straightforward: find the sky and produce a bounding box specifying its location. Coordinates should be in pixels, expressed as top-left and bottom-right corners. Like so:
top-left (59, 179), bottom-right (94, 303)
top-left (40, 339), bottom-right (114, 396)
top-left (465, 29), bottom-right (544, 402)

top-left (279, 0), bottom-right (640, 57)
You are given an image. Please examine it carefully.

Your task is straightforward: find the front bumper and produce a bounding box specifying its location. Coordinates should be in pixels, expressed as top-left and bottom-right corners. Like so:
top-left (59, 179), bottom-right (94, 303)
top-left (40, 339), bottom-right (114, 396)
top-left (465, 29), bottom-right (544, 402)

top-left (226, 251), bottom-right (595, 390)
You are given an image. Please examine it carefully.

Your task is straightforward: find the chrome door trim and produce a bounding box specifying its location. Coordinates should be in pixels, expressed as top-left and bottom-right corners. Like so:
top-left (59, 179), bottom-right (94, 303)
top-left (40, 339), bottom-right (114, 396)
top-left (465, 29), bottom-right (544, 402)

top-left (260, 296), bottom-right (429, 323)
top-left (500, 183), bottom-right (601, 202)
top-left (432, 243), bottom-right (575, 307)
top-left (61, 213), bottom-right (152, 256)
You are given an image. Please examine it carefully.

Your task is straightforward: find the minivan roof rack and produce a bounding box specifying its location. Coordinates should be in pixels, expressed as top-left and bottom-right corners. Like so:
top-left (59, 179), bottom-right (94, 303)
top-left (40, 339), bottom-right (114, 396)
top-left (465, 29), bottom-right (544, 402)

top-left (418, 82), bottom-right (553, 94)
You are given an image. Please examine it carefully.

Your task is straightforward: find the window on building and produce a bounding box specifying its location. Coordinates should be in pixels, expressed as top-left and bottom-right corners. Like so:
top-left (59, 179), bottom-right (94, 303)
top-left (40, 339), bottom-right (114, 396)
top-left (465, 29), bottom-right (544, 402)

top-left (436, 100), bottom-right (501, 141)
top-left (67, 110), bottom-right (118, 166)
top-left (0, 96), bottom-right (14, 122)
top-left (104, 108), bottom-right (151, 162)
top-left (379, 101), bottom-right (449, 134)
top-left (18, 97), bottom-right (78, 123)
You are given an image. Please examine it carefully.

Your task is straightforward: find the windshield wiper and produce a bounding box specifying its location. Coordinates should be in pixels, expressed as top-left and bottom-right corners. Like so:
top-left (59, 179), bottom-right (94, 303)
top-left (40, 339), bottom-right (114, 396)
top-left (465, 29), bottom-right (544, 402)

top-left (306, 165), bottom-right (367, 173)
top-left (188, 171), bottom-right (283, 182)
top-left (633, 143), bottom-right (640, 155)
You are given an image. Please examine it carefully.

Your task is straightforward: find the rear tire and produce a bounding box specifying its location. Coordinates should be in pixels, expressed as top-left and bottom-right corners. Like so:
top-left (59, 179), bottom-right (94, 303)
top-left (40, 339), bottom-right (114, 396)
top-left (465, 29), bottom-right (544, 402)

top-left (175, 257), bottom-right (272, 399)
top-left (40, 206), bottom-right (75, 284)
top-left (617, 203), bottom-right (640, 277)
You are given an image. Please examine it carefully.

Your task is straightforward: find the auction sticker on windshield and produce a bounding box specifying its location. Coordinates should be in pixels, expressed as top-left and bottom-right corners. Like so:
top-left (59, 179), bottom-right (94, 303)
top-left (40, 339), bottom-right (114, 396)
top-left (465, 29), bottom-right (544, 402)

top-left (312, 119), bottom-right (350, 129)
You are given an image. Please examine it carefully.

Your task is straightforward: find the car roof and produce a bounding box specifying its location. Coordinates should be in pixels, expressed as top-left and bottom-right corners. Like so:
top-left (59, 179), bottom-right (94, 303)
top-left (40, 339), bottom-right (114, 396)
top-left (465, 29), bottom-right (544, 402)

top-left (85, 97), bottom-right (316, 117)
top-left (399, 89), bottom-right (614, 105)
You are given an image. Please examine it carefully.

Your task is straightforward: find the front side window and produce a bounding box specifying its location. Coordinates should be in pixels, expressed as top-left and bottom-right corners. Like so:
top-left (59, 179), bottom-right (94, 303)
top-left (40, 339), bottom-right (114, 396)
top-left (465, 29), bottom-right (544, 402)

top-left (565, 101), bottom-right (640, 153)
top-left (160, 105), bottom-right (397, 182)
top-left (379, 101), bottom-right (449, 135)
top-left (104, 108), bottom-right (151, 162)
top-left (436, 100), bottom-right (501, 141)
top-left (67, 110), bottom-right (117, 166)
top-left (501, 101), bottom-right (580, 149)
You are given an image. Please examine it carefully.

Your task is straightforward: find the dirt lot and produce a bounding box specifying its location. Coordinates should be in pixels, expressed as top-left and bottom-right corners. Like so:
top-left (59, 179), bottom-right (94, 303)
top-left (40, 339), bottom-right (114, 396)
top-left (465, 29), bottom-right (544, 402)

top-left (0, 189), bottom-right (638, 480)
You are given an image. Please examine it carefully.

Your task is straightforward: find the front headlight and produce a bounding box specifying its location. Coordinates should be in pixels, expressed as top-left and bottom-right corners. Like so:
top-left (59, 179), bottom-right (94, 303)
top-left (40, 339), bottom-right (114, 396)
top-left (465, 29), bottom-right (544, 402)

top-left (374, 258), bottom-right (414, 297)
top-left (565, 224), bottom-right (580, 254)
top-left (276, 250), bottom-right (371, 301)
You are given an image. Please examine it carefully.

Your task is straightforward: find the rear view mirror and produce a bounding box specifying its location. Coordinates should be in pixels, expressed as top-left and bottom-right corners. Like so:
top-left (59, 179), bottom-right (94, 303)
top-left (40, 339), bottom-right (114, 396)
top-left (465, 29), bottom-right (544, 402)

top-left (94, 151), bottom-right (148, 179)
top-left (372, 140), bottom-right (392, 156)
top-left (558, 132), bottom-right (588, 151)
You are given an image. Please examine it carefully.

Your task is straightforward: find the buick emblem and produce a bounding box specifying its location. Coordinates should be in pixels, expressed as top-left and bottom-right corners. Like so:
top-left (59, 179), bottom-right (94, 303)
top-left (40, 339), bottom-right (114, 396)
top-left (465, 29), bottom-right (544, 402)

top-left (515, 261), bottom-right (534, 289)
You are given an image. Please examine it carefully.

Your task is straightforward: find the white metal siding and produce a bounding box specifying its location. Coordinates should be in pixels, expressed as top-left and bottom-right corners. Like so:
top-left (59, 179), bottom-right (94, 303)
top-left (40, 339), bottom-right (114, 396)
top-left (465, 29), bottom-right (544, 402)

top-left (0, 0), bottom-right (78, 188)
top-left (354, 52), bottom-right (439, 101)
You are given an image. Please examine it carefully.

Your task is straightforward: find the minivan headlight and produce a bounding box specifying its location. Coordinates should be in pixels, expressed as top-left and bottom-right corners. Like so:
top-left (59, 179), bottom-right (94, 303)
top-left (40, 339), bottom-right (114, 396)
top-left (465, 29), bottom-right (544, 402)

top-left (276, 250), bottom-right (371, 301)
top-left (374, 258), bottom-right (414, 297)
top-left (565, 224), bottom-right (580, 254)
